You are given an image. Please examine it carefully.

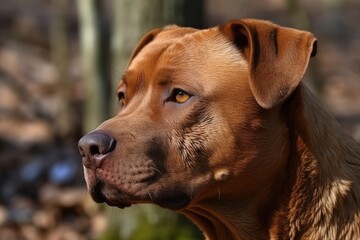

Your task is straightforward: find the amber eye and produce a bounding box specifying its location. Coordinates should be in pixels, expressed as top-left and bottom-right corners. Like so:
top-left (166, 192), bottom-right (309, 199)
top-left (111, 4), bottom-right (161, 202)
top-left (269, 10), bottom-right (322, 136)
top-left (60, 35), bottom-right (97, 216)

top-left (172, 88), bottom-right (191, 103)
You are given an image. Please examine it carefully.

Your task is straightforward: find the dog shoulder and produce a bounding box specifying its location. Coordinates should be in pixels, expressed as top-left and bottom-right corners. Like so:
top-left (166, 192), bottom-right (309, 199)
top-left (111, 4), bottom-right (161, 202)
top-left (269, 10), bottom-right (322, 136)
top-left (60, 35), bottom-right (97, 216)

top-left (279, 85), bottom-right (360, 239)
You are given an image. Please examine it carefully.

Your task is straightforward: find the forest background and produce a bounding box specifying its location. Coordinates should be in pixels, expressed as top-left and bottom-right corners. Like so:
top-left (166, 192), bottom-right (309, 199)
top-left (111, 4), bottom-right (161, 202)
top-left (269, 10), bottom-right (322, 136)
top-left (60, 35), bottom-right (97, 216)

top-left (0, 0), bottom-right (359, 239)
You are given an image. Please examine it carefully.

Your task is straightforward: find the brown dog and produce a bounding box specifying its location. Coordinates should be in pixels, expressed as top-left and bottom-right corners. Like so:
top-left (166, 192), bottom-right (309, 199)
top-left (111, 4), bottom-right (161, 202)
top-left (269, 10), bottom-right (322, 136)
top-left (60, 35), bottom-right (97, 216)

top-left (78, 19), bottom-right (360, 239)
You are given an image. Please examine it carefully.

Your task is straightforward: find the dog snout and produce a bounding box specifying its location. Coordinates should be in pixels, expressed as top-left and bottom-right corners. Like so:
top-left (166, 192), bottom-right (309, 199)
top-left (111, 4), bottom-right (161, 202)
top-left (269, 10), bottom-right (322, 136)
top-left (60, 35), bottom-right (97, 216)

top-left (78, 131), bottom-right (116, 168)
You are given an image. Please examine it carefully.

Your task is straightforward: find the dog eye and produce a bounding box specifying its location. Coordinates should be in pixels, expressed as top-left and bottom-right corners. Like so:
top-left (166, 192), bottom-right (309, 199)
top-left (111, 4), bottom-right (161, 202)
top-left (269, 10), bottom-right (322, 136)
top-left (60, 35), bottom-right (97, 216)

top-left (169, 88), bottom-right (191, 103)
top-left (117, 91), bottom-right (125, 106)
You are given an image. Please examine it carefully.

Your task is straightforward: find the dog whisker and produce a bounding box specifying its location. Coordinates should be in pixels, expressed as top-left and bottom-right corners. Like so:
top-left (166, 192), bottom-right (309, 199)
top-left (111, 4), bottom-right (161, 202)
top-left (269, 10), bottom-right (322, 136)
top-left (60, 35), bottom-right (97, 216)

top-left (79, 176), bottom-right (86, 184)
top-left (185, 186), bottom-right (194, 200)
top-left (147, 190), bottom-right (154, 201)
top-left (217, 185), bottom-right (221, 200)
top-left (150, 167), bottom-right (163, 175)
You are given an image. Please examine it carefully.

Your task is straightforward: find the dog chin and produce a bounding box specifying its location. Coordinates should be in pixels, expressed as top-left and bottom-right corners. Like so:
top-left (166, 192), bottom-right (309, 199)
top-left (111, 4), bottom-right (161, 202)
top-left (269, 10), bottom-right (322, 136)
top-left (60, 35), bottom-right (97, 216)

top-left (87, 179), bottom-right (132, 209)
top-left (155, 196), bottom-right (190, 210)
top-left (87, 174), bottom-right (191, 210)
top-left (106, 200), bottom-right (132, 209)
top-left (91, 191), bottom-right (132, 209)
top-left (92, 185), bottom-right (190, 211)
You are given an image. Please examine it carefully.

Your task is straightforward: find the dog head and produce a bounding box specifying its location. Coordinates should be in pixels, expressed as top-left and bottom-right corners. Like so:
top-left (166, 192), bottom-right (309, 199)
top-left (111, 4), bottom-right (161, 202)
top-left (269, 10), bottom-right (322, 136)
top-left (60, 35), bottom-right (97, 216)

top-left (78, 19), bottom-right (317, 211)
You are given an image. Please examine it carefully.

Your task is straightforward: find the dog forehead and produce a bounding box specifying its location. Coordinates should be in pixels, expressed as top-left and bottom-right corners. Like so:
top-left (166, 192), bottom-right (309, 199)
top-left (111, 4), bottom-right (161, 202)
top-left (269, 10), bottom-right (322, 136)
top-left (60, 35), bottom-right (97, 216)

top-left (127, 26), bottom-right (248, 90)
top-left (127, 27), bottom-right (198, 70)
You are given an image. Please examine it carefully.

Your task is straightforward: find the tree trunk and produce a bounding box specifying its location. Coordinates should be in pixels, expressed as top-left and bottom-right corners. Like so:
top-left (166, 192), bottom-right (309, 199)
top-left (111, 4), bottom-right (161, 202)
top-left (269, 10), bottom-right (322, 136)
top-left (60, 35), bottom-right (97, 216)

top-left (77, 0), bottom-right (106, 133)
top-left (50, 0), bottom-right (72, 137)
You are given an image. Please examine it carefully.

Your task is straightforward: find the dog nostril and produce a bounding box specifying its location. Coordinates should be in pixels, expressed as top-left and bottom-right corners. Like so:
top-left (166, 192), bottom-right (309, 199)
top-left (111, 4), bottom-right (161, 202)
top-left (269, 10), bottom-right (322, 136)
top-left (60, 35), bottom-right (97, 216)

top-left (90, 145), bottom-right (100, 155)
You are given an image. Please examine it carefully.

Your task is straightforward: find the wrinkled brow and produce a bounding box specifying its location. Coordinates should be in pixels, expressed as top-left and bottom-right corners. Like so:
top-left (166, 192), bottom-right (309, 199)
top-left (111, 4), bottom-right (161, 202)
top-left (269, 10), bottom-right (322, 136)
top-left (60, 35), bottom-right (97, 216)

top-left (121, 74), bottom-right (128, 85)
top-left (117, 70), bottom-right (147, 93)
top-left (155, 68), bottom-right (174, 86)
top-left (116, 73), bottom-right (127, 89)
top-left (120, 71), bottom-right (130, 86)
top-left (118, 70), bottom-right (145, 86)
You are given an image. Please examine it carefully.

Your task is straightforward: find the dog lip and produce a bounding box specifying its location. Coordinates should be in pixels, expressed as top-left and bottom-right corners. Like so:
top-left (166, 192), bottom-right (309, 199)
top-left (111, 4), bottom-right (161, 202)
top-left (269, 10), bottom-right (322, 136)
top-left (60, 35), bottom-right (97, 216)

top-left (82, 156), bottom-right (92, 169)
top-left (105, 200), bottom-right (132, 209)
top-left (90, 180), bottom-right (106, 203)
top-left (89, 180), bottom-right (132, 208)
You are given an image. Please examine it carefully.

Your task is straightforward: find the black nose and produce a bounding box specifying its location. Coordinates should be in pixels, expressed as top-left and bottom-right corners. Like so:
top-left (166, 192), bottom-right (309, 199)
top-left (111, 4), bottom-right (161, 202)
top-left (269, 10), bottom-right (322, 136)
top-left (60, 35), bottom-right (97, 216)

top-left (78, 131), bottom-right (116, 168)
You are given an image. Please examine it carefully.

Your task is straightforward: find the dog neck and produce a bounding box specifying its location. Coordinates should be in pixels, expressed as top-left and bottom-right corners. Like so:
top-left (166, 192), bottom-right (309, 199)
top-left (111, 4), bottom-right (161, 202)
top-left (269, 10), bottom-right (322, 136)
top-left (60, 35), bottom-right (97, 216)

top-left (271, 84), bottom-right (360, 239)
top-left (182, 84), bottom-right (360, 240)
top-left (182, 172), bottom-right (294, 240)
top-left (183, 191), bottom-right (277, 239)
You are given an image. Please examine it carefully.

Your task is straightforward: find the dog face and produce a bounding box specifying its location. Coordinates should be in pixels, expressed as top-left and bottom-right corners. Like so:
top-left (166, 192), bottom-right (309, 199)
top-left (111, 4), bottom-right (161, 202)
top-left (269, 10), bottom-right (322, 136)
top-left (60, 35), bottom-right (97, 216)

top-left (79, 19), bottom-right (317, 211)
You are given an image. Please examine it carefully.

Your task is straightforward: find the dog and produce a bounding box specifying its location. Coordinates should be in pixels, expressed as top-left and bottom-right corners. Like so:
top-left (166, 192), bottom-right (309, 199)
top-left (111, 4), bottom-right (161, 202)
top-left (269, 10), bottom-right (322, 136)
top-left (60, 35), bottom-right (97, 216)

top-left (78, 19), bottom-right (360, 239)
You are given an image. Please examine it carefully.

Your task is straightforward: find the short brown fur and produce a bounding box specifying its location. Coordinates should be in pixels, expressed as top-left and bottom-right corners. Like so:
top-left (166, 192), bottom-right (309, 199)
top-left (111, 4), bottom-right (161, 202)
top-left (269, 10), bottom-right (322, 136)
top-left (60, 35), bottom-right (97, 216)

top-left (79, 19), bottom-right (360, 239)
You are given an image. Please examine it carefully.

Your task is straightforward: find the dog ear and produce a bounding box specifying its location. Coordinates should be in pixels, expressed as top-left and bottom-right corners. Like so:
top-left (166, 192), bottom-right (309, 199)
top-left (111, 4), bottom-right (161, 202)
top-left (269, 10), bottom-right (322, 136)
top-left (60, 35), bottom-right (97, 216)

top-left (220, 19), bottom-right (317, 109)
top-left (128, 28), bottom-right (162, 66)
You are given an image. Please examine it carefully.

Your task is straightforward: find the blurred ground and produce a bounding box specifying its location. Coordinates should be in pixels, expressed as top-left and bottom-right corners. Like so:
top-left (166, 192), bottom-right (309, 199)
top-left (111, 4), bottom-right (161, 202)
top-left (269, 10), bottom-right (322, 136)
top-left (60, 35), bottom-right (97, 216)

top-left (0, 0), bottom-right (359, 239)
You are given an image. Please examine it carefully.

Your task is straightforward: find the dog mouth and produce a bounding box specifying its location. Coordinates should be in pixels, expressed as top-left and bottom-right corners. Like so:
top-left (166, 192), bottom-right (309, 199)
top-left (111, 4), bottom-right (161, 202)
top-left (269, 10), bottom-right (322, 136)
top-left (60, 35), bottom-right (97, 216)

top-left (87, 175), bottom-right (191, 210)
top-left (90, 180), bottom-right (106, 203)
top-left (89, 180), bottom-right (132, 209)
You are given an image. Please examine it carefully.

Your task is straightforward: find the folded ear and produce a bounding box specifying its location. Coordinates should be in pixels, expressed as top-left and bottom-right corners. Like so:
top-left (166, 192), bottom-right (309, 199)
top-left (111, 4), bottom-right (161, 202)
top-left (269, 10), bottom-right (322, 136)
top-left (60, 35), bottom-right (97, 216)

top-left (128, 28), bottom-right (162, 66)
top-left (220, 19), bottom-right (317, 109)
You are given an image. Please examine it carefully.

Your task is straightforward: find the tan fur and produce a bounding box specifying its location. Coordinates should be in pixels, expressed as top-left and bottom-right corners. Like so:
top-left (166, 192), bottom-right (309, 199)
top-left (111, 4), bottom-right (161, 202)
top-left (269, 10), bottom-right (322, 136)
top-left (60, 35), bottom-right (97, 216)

top-left (79, 19), bottom-right (360, 239)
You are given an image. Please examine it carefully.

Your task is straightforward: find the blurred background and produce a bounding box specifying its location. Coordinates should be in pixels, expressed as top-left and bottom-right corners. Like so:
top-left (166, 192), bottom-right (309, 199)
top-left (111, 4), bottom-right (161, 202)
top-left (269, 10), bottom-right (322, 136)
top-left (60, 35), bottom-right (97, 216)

top-left (0, 0), bottom-right (359, 239)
